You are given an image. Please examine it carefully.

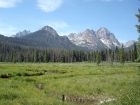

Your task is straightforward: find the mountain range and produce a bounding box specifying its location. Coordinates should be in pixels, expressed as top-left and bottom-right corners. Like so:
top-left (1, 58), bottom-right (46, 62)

top-left (68, 27), bottom-right (122, 50)
top-left (11, 30), bottom-right (31, 38)
top-left (0, 26), bottom-right (135, 51)
top-left (0, 26), bottom-right (84, 50)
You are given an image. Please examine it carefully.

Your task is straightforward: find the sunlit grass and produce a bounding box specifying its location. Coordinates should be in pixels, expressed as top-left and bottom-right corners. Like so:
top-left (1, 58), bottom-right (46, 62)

top-left (0, 62), bottom-right (139, 105)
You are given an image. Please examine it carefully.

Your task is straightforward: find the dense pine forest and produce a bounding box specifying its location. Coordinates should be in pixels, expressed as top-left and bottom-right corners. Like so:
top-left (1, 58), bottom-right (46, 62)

top-left (0, 41), bottom-right (138, 64)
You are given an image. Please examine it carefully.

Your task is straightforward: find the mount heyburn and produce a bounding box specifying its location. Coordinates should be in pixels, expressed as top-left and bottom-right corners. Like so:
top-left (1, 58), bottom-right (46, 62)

top-left (68, 27), bottom-right (122, 50)
top-left (0, 26), bottom-right (135, 51)
top-left (12, 30), bottom-right (31, 38)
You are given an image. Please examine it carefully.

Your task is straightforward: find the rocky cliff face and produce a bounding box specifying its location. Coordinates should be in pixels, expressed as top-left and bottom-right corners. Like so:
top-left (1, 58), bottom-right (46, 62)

top-left (96, 27), bottom-right (121, 49)
top-left (39, 26), bottom-right (57, 37)
top-left (68, 29), bottom-right (107, 50)
top-left (11, 30), bottom-right (30, 37)
top-left (9, 26), bottom-right (135, 51)
top-left (68, 27), bottom-right (121, 50)
top-left (124, 40), bottom-right (135, 48)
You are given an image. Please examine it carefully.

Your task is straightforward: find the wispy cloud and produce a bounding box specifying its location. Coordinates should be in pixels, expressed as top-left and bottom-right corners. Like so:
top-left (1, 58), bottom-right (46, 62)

top-left (37, 0), bottom-right (63, 12)
top-left (0, 0), bottom-right (22, 8)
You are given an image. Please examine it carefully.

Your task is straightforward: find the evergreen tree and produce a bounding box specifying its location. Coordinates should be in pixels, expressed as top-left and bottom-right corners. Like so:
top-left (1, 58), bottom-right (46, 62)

top-left (26, 53), bottom-right (30, 62)
top-left (133, 43), bottom-right (138, 60)
top-left (115, 46), bottom-right (119, 62)
top-left (34, 50), bottom-right (39, 62)
top-left (12, 55), bottom-right (16, 63)
top-left (108, 49), bottom-right (114, 65)
top-left (96, 52), bottom-right (100, 66)
top-left (18, 53), bottom-right (22, 62)
top-left (92, 51), bottom-right (96, 62)
top-left (110, 51), bottom-right (114, 66)
top-left (136, 8), bottom-right (140, 62)
top-left (131, 50), bottom-right (134, 62)
top-left (128, 49), bottom-right (131, 61)
top-left (100, 50), bottom-right (105, 61)
top-left (119, 45), bottom-right (125, 65)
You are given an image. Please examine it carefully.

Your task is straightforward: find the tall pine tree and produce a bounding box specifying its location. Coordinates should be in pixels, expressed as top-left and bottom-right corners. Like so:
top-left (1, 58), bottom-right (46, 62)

top-left (136, 6), bottom-right (140, 62)
top-left (34, 50), bottom-right (39, 62)
top-left (119, 45), bottom-right (125, 65)
top-left (133, 43), bottom-right (138, 60)
top-left (96, 52), bottom-right (100, 66)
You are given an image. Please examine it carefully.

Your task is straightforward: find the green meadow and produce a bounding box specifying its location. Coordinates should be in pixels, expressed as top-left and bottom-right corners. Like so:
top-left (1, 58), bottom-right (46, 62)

top-left (0, 62), bottom-right (139, 105)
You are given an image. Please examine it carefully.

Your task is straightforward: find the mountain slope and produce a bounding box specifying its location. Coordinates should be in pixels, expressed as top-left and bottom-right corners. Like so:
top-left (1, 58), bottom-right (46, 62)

top-left (124, 40), bottom-right (135, 48)
top-left (20, 26), bottom-right (85, 50)
top-left (0, 26), bottom-right (135, 51)
top-left (0, 34), bottom-right (32, 46)
top-left (0, 26), bottom-right (86, 50)
top-left (12, 30), bottom-right (30, 38)
top-left (68, 27), bottom-right (121, 50)
top-left (96, 27), bottom-right (121, 48)
top-left (68, 29), bottom-right (108, 50)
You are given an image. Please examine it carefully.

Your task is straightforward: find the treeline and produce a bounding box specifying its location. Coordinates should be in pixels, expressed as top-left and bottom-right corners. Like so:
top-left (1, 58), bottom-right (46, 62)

top-left (0, 42), bottom-right (138, 64)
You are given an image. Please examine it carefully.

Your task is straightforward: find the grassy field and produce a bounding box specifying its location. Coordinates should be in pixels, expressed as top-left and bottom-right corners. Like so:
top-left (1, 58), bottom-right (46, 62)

top-left (0, 62), bottom-right (139, 105)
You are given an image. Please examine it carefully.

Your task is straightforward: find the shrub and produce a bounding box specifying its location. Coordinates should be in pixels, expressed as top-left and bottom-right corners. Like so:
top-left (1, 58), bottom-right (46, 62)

top-left (0, 74), bottom-right (10, 78)
top-left (16, 72), bottom-right (22, 76)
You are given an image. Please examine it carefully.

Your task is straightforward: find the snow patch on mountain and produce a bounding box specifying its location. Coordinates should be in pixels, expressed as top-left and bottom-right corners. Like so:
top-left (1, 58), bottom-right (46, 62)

top-left (124, 40), bottom-right (135, 48)
top-left (68, 27), bottom-right (121, 50)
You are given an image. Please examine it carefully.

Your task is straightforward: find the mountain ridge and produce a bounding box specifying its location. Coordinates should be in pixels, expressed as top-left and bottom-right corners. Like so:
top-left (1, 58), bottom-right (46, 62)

top-left (0, 26), bottom-right (135, 51)
top-left (67, 27), bottom-right (121, 50)
top-left (0, 26), bottom-right (87, 51)
top-left (12, 30), bottom-right (31, 38)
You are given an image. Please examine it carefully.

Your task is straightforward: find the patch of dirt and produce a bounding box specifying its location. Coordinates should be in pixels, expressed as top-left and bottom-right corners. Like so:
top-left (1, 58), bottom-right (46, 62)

top-left (0, 74), bottom-right (10, 78)
top-left (35, 84), bottom-right (43, 90)
top-left (62, 95), bottom-right (95, 103)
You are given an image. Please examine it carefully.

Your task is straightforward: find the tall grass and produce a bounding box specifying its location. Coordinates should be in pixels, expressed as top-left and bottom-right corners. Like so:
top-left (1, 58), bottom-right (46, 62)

top-left (0, 62), bottom-right (139, 105)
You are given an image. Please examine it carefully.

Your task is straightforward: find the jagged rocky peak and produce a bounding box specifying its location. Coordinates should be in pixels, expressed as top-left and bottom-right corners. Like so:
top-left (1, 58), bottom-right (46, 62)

top-left (67, 27), bottom-right (122, 50)
top-left (84, 29), bottom-right (94, 33)
top-left (68, 33), bottom-right (76, 40)
top-left (40, 26), bottom-right (57, 36)
top-left (96, 27), bottom-right (111, 39)
top-left (83, 29), bottom-right (96, 36)
top-left (82, 29), bottom-right (96, 38)
top-left (67, 29), bottom-right (107, 50)
top-left (97, 27), bottom-right (110, 33)
top-left (124, 40), bottom-right (135, 48)
top-left (11, 30), bottom-right (30, 37)
top-left (96, 27), bottom-right (121, 48)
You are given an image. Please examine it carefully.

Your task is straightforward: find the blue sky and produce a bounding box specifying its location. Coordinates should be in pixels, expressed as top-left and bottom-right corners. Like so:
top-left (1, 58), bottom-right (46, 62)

top-left (0, 0), bottom-right (139, 43)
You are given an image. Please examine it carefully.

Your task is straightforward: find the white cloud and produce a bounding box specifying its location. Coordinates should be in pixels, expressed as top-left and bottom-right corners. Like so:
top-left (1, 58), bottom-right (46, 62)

top-left (37, 0), bottom-right (63, 12)
top-left (0, 0), bottom-right (22, 8)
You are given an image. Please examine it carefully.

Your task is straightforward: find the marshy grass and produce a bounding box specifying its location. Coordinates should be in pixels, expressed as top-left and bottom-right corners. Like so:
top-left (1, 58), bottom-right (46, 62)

top-left (0, 62), bottom-right (139, 105)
